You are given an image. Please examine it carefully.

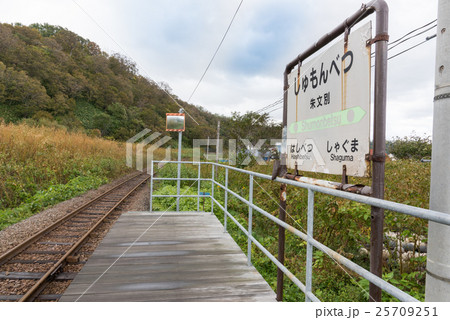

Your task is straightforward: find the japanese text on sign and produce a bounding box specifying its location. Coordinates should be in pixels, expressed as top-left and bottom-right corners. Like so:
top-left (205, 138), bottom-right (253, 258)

top-left (286, 22), bottom-right (372, 177)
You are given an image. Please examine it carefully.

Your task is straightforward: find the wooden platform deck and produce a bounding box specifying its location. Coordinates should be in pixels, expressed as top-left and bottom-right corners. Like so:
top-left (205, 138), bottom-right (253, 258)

top-left (61, 212), bottom-right (276, 302)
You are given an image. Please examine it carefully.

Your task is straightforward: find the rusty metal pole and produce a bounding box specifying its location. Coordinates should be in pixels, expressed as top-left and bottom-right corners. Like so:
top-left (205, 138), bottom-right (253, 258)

top-left (276, 184), bottom-right (287, 301)
top-left (369, 0), bottom-right (388, 302)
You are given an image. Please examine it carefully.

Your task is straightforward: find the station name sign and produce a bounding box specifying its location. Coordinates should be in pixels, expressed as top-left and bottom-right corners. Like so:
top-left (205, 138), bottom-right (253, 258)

top-left (286, 22), bottom-right (372, 177)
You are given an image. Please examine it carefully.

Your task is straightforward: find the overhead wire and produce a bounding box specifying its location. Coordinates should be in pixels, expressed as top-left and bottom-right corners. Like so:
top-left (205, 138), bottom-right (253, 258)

top-left (369, 20), bottom-right (437, 67)
top-left (255, 98), bottom-right (283, 113)
top-left (266, 105), bottom-right (283, 114)
top-left (370, 32), bottom-right (436, 68)
top-left (389, 19), bottom-right (437, 46)
top-left (387, 24), bottom-right (436, 52)
top-left (387, 35), bottom-right (436, 61)
top-left (187, 0), bottom-right (244, 103)
top-left (371, 19), bottom-right (437, 59)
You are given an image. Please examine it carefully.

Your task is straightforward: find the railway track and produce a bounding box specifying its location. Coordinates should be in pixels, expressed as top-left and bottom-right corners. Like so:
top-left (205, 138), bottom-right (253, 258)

top-left (0, 172), bottom-right (150, 302)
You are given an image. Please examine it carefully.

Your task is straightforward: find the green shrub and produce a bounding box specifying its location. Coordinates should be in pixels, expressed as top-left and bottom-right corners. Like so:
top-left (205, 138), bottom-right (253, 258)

top-left (0, 175), bottom-right (107, 230)
top-left (387, 134), bottom-right (432, 160)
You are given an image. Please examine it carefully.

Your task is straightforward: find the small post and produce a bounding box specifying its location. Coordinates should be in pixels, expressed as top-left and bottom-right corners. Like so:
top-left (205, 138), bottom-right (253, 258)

top-left (197, 163), bottom-right (201, 212)
top-left (342, 165), bottom-right (348, 185)
top-left (176, 130), bottom-right (182, 212)
top-left (305, 189), bottom-right (315, 302)
top-left (150, 160), bottom-right (154, 212)
top-left (247, 175), bottom-right (254, 266)
top-left (276, 183), bottom-right (287, 301)
top-left (211, 164), bottom-right (215, 214)
top-left (224, 167), bottom-right (229, 232)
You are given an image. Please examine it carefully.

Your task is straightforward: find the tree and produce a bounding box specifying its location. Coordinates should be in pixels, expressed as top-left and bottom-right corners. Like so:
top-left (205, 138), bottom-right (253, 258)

top-left (29, 23), bottom-right (64, 37)
top-left (0, 61), bottom-right (50, 117)
top-left (222, 111), bottom-right (281, 145)
top-left (0, 22), bottom-right (228, 141)
top-left (220, 111), bottom-right (282, 165)
top-left (387, 134), bottom-right (432, 160)
top-left (92, 113), bottom-right (112, 136)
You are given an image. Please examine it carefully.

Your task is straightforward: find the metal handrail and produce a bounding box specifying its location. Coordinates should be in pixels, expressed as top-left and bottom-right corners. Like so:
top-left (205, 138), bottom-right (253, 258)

top-left (150, 160), bottom-right (449, 302)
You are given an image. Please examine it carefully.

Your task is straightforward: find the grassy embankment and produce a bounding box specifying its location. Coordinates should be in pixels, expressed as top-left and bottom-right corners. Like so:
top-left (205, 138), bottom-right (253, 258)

top-left (0, 122), bottom-right (132, 231)
top-left (152, 157), bottom-right (431, 302)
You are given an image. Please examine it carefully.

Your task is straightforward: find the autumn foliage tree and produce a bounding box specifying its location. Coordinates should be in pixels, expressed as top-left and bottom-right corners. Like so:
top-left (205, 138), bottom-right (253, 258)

top-left (0, 22), bottom-right (226, 140)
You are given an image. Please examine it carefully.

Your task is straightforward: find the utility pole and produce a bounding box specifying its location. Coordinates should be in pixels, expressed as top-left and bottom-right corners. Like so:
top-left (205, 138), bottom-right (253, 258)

top-left (425, 0), bottom-right (450, 301)
top-left (216, 121), bottom-right (221, 163)
top-left (207, 136), bottom-right (210, 160)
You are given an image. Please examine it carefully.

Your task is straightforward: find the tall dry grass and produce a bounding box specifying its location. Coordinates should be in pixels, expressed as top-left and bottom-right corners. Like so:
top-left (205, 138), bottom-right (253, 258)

top-left (0, 122), bottom-right (130, 210)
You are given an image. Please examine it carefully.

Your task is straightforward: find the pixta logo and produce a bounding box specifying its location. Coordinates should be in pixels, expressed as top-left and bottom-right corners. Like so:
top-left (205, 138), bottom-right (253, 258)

top-left (193, 138), bottom-right (282, 166)
top-left (127, 129), bottom-right (282, 169)
top-left (126, 129), bottom-right (171, 173)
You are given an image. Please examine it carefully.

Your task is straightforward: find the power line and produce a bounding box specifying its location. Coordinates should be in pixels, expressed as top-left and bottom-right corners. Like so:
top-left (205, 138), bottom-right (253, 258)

top-left (262, 101), bottom-right (283, 113)
top-left (370, 32), bottom-right (436, 68)
top-left (265, 105), bottom-right (283, 115)
top-left (187, 0), bottom-right (244, 103)
top-left (371, 20), bottom-right (437, 57)
top-left (388, 24), bottom-right (436, 52)
top-left (389, 19), bottom-right (437, 46)
top-left (387, 35), bottom-right (436, 61)
top-left (255, 98), bottom-right (283, 113)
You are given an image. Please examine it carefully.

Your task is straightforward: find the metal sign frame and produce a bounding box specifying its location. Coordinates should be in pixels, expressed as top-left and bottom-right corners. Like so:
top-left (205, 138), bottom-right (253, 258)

top-left (279, 0), bottom-right (388, 302)
top-left (286, 22), bottom-right (372, 177)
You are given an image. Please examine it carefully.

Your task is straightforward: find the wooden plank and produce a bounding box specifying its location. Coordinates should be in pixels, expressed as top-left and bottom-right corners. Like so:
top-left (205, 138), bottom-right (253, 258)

top-left (61, 212), bottom-right (276, 302)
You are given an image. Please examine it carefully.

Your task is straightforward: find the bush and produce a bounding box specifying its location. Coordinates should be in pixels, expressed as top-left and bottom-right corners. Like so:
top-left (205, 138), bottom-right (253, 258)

top-left (387, 134), bottom-right (432, 160)
top-left (0, 175), bottom-right (107, 230)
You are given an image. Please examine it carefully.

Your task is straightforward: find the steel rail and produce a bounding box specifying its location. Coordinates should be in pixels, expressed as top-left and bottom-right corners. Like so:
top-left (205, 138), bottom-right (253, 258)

top-left (19, 173), bottom-right (150, 301)
top-left (0, 172), bottom-right (143, 265)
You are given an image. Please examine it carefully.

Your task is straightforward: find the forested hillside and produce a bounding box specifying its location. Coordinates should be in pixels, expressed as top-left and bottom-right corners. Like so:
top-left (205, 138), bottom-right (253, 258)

top-left (0, 23), bottom-right (225, 142)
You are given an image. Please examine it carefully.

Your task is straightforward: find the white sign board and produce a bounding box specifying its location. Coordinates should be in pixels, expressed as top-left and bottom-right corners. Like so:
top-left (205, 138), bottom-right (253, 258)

top-left (286, 22), bottom-right (372, 177)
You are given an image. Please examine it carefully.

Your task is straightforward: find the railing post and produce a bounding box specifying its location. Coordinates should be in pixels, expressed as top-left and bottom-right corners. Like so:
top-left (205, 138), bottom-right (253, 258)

top-left (224, 167), bottom-right (229, 232)
top-left (370, 0), bottom-right (389, 302)
top-left (276, 183), bottom-right (287, 301)
top-left (176, 132), bottom-right (182, 212)
top-left (197, 163), bottom-right (201, 212)
top-left (150, 160), bottom-right (154, 212)
top-left (211, 164), bottom-right (215, 214)
top-left (306, 189), bottom-right (315, 302)
top-left (248, 175), bottom-right (254, 266)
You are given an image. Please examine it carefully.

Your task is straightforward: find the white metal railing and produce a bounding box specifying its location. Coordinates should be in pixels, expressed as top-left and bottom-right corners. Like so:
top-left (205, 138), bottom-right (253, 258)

top-left (149, 160), bottom-right (450, 302)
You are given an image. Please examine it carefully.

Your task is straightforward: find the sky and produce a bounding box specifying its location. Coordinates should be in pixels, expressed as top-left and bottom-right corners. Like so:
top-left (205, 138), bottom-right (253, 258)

top-left (0, 0), bottom-right (439, 139)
